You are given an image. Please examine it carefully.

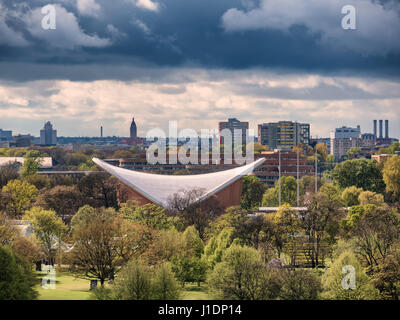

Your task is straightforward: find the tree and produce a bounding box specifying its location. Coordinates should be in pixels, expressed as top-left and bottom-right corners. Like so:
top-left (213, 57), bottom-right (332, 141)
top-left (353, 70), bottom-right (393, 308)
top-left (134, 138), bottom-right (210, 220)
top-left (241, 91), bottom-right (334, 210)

top-left (121, 201), bottom-right (181, 231)
top-left (70, 210), bottom-right (121, 285)
top-left (372, 249), bottom-right (400, 300)
top-left (112, 260), bottom-right (152, 299)
top-left (346, 147), bottom-right (362, 160)
top-left (274, 204), bottom-right (302, 265)
top-left (21, 152), bottom-right (43, 177)
top-left (208, 245), bottom-right (275, 300)
top-left (2, 180), bottom-right (38, 217)
top-left (152, 263), bottom-right (182, 299)
top-left (24, 207), bottom-right (67, 265)
top-left (277, 268), bottom-right (322, 300)
top-left (341, 186), bottom-right (363, 207)
top-left (240, 176), bottom-right (266, 210)
top-left (322, 250), bottom-right (379, 300)
top-left (167, 188), bottom-right (221, 239)
top-left (303, 192), bottom-right (344, 267)
top-left (203, 227), bottom-right (235, 268)
top-left (0, 164), bottom-right (19, 189)
top-left (0, 245), bottom-right (38, 300)
top-left (358, 191), bottom-right (385, 206)
top-left (262, 176), bottom-right (302, 207)
top-left (0, 214), bottom-right (18, 246)
top-left (341, 204), bottom-right (400, 267)
top-left (78, 173), bottom-right (118, 208)
top-left (182, 225), bottom-right (204, 258)
top-left (382, 156), bottom-right (400, 200)
top-left (24, 174), bottom-right (51, 190)
top-left (331, 159), bottom-right (385, 193)
top-left (35, 185), bottom-right (84, 222)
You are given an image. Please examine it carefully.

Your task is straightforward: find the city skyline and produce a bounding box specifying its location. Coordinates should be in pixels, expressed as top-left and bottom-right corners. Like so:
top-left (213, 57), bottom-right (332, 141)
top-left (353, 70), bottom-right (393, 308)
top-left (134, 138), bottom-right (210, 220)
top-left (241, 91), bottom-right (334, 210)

top-left (0, 1), bottom-right (399, 138)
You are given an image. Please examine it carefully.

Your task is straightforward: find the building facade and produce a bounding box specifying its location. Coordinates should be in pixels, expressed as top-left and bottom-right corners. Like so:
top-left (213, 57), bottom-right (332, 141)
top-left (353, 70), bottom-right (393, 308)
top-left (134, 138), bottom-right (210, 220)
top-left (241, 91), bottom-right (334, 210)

top-left (219, 118), bottom-right (249, 146)
top-left (0, 129), bottom-right (12, 141)
top-left (40, 121), bottom-right (57, 146)
top-left (258, 121), bottom-right (310, 149)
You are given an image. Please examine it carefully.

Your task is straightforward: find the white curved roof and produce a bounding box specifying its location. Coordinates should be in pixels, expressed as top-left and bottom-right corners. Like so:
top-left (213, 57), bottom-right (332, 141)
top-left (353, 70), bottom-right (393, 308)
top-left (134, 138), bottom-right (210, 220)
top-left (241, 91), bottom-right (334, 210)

top-left (92, 157), bottom-right (265, 208)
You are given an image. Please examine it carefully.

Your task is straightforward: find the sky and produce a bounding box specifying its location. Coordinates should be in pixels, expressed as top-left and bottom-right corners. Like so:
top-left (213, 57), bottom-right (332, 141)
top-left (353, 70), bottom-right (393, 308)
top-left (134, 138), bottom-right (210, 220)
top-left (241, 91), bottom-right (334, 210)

top-left (0, 0), bottom-right (399, 138)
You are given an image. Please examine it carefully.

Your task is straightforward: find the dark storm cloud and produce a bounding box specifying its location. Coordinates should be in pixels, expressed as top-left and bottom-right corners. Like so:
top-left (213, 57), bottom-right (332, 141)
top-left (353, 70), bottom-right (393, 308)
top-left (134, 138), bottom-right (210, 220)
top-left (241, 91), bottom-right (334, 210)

top-left (0, 0), bottom-right (399, 81)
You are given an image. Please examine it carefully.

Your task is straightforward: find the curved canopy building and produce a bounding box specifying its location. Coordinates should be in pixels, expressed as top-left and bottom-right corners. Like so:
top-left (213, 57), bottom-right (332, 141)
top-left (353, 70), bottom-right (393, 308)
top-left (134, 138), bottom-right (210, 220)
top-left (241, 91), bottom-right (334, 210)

top-left (92, 157), bottom-right (266, 209)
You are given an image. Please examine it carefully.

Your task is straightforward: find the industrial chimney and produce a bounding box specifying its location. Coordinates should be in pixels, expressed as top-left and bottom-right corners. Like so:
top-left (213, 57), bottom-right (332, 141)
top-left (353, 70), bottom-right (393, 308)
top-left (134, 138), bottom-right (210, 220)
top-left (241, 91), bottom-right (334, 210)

top-left (385, 120), bottom-right (389, 139)
top-left (379, 120), bottom-right (383, 139)
top-left (373, 120), bottom-right (377, 137)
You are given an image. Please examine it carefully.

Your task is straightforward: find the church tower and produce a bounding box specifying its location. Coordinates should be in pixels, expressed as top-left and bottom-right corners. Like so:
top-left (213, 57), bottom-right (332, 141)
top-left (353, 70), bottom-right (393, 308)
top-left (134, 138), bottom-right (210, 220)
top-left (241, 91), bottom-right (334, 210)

top-left (130, 117), bottom-right (137, 140)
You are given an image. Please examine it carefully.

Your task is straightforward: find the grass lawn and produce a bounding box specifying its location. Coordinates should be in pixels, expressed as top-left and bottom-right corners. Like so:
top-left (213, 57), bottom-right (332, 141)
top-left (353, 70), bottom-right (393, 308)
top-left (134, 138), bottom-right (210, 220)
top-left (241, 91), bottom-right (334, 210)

top-left (36, 270), bottom-right (92, 300)
top-left (182, 283), bottom-right (211, 300)
top-left (36, 270), bottom-right (212, 300)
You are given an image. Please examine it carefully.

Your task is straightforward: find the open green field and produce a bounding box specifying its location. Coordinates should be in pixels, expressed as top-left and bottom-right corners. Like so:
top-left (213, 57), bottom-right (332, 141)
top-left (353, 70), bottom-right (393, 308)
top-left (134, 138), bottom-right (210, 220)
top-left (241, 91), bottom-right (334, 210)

top-left (36, 271), bottom-right (92, 300)
top-left (36, 270), bottom-right (211, 300)
top-left (182, 283), bottom-right (211, 300)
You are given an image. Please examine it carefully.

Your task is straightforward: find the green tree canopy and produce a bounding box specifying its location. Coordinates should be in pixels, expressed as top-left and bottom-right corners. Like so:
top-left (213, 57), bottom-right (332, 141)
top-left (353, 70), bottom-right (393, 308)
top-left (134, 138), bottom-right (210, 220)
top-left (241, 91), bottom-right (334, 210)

top-left (331, 159), bottom-right (385, 193)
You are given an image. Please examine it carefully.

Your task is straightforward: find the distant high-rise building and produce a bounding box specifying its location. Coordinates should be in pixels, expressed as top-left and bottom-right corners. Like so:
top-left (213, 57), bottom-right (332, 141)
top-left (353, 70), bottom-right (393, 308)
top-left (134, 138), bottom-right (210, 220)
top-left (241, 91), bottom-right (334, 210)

top-left (0, 129), bottom-right (12, 141)
top-left (218, 118), bottom-right (249, 146)
top-left (40, 121), bottom-right (57, 146)
top-left (330, 125), bottom-right (361, 160)
top-left (130, 117), bottom-right (137, 140)
top-left (258, 121), bottom-right (310, 149)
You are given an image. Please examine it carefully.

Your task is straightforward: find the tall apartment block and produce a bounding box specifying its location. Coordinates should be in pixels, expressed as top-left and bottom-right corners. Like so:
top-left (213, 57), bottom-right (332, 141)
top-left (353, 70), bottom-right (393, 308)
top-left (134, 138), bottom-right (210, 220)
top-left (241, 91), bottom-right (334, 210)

top-left (258, 121), bottom-right (310, 149)
top-left (218, 118), bottom-right (249, 146)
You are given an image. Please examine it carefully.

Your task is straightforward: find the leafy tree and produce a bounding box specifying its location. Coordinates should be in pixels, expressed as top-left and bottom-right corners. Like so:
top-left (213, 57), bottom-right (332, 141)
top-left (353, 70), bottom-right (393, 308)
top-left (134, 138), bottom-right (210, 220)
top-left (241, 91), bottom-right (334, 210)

top-left (112, 260), bottom-right (152, 299)
top-left (152, 263), bottom-right (182, 299)
top-left (303, 192), bottom-right (344, 267)
top-left (341, 204), bottom-right (400, 267)
top-left (70, 209), bottom-right (121, 285)
top-left (24, 207), bottom-right (67, 264)
top-left (182, 225), bottom-right (204, 258)
top-left (277, 268), bottom-right (322, 300)
top-left (0, 245), bottom-right (38, 300)
top-left (24, 174), bottom-right (51, 190)
top-left (208, 245), bottom-right (275, 300)
top-left (358, 191), bottom-right (385, 206)
top-left (171, 256), bottom-right (207, 287)
top-left (35, 185), bottom-right (84, 222)
top-left (203, 227), bottom-right (235, 268)
top-left (78, 172), bottom-right (118, 208)
top-left (241, 176), bottom-right (266, 210)
top-left (121, 201), bottom-right (181, 231)
top-left (20, 151), bottom-right (43, 178)
top-left (0, 214), bottom-right (18, 246)
top-left (322, 250), bottom-right (379, 300)
top-left (331, 159), bottom-right (385, 193)
top-left (2, 180), bottom-right (38, 217)
top-left (145, 228), bottom-right (185, 264)
top-left (341, 186), bottom-right (363, 207)
top-left (274, 204), bottom-right (302, 264)
top-left (346, 147), bottom-right (362, 160)
top-left (377, 142), bottom-right (400, 155)
top-left (372, 249), bottom-right (400, 300)
top-left (262, 176), bottom-right (302, 207)
top-left (0, 164), bottom-right (19, 189)
top-left (382, 156), bottom-right (400, 200)
top-left (167, 188), bottom-right (220, 239)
